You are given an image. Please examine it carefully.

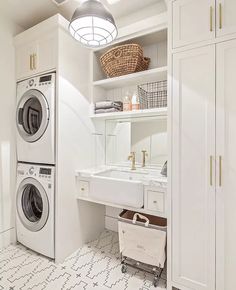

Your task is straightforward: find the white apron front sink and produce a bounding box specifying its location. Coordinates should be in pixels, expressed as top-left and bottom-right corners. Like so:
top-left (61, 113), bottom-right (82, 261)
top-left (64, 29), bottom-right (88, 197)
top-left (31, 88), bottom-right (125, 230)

top-left (90, 169), bottom-right (144, 208)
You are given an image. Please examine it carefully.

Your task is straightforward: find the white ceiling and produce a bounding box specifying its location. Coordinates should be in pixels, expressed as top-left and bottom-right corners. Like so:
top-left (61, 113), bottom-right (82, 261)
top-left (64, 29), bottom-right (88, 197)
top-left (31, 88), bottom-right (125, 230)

top-left (3, 0), bottom-right (162, 30)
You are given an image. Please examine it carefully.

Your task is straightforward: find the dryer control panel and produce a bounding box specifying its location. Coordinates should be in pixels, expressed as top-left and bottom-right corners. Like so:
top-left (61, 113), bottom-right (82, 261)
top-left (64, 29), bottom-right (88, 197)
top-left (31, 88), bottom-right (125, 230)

top-left (17, 164), bottom-right (54, 180)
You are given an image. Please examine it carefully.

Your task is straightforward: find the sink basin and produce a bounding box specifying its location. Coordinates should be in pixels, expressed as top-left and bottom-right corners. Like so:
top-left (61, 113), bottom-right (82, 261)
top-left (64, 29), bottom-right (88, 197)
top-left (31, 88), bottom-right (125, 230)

top-left (90, 169), bottom-right (144, 208)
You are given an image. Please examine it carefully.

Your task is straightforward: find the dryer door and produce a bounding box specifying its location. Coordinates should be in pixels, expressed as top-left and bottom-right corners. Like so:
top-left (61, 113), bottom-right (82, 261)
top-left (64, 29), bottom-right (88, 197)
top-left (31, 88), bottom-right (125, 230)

top-left (16, 89), bottom-right (49, 143)
top-left (17, 178), bottom-right (49, 232)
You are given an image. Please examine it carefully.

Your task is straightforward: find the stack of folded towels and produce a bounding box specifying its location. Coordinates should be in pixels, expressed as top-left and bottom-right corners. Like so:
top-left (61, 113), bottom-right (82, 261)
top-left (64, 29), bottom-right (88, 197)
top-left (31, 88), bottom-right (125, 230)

top-left (94, 100), bottom-right (123, 114)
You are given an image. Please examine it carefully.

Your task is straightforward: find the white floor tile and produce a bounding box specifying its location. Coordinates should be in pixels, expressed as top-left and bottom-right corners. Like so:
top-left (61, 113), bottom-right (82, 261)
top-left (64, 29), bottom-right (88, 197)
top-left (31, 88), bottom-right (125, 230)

top-left (0, 231), bottom-right (166, 290)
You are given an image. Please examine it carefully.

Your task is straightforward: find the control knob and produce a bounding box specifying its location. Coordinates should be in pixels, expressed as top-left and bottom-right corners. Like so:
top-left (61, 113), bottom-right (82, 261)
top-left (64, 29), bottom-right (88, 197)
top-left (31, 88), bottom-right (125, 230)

top-left (29, 79), bottom-right (34, 86)
top-left (29, 167), bottom-right (34, 175)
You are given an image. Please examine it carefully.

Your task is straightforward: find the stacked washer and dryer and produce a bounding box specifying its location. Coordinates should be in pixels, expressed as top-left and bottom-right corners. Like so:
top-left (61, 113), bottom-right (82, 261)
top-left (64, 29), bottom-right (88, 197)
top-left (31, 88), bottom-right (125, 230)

top-left (16, 73), bottom-right (56, 258)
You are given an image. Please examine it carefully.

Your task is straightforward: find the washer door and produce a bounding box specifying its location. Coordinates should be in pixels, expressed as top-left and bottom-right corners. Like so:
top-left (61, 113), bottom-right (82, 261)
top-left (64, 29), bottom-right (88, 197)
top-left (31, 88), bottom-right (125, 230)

top-left (17, 178), bottom-right (49, 232)
top-left (16, 89), bottom-right (49, 143)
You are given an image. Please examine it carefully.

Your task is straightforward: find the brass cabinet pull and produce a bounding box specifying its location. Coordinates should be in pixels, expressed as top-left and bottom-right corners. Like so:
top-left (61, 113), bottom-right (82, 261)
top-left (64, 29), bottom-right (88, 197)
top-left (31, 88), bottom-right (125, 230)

top-left (219, 3), bottom-right (222, 29)
top-left (33, 54), bottom-right (37, 70)
top-left (210, 6), bottom-right (213, 32)
top-left (219, 156), bottom-right (222, 186)
top-left (30, 55), bottom-right (33, 70)
top-left (210, 156), bottom-right (213, 186)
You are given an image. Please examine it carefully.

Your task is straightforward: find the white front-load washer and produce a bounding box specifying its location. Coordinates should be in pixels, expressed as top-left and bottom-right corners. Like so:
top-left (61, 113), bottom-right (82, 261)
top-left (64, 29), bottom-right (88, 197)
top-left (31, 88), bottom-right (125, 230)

top-left (16, 73), bottom-right (55, 164)
top-left (16, 163), bottom-right (55, 258)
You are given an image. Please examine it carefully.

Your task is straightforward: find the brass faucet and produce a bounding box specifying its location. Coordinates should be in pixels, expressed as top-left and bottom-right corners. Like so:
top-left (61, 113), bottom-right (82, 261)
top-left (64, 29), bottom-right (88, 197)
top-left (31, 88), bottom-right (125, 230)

top-left (141, 150), bottom-right (148, 167)
top-left (128, 152), bottom-right (136, 170)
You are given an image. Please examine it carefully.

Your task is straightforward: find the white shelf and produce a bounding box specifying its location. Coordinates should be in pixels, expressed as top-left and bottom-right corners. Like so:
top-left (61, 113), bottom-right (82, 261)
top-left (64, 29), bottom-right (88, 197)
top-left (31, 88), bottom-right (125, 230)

top-left (76, 195), bottom-right (166, 218)
top-left (93, 66), bottom-right (167, 89)
top-left (90, 107), bottom-right (168, 121)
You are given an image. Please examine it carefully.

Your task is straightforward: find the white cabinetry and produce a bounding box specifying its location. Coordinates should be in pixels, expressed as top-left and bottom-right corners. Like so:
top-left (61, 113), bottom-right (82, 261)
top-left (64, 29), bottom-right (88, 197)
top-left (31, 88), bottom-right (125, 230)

top-left (171, 2), bottom-right (236, 289)
top-left (15, 31), bottom-right (57, 80)
top-left (216, 38), bottom-right (236, 290)
top-left (15, 41), bottom-right (37, 80)
top-left (216, 0), bottom-right (236, 37)
top-left (172, 0), bottom-right (236, 49)
top-left (172, 0), bottom-right (215, 48)
top-left (171, 45), bottom-right (216, 290)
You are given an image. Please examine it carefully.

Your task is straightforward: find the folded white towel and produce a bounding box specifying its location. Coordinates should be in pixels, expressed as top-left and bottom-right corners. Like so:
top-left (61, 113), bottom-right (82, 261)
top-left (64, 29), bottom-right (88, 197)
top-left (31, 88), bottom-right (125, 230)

top-left (95, 108), bottom-right (121, 114)
top-left (95, 101), bottom-right (123, 110)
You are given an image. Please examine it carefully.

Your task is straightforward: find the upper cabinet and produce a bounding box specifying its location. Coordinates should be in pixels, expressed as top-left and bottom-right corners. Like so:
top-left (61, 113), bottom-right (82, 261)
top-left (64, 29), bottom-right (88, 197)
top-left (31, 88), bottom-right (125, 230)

top-left (172, 0), bottom-right (215, 48)
top-left (216, 0), bottom-right (236, 37)
top-left (15, 20), bottom-right (58, 80)
top-left (172, 0), bottom-right (236, 49)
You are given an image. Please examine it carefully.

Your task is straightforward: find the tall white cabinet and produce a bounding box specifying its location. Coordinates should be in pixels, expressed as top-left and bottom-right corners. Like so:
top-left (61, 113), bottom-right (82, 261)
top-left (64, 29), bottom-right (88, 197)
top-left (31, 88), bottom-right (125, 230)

top-left (170, 1), bottom-right (236, 290)
top-left (216, 39), bottom-right (236, 290)
top-left (171, 46), bottom-right (216, 290)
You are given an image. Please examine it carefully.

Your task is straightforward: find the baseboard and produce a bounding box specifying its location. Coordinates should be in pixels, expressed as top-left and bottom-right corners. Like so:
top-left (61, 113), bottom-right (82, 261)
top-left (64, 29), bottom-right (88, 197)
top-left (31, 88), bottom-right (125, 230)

top-left (0, 228), bottom-right (16, 249)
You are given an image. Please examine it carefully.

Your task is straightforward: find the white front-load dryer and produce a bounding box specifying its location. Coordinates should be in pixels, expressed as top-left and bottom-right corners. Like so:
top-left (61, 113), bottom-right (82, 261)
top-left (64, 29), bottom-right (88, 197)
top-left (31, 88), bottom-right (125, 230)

top-left (16, 73), bottom-right (55, 164)
top-left (16, 163), bottom-right (55, 258)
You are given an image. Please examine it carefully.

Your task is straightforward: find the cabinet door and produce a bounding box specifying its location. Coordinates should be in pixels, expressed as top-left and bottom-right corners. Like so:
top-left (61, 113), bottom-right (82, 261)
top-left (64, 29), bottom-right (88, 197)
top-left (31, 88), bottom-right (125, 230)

top-left (172, 0), bottom-right (215, 48)
top-left (16, 42), bottom-right (37, 80)
top-left (216, 0), bottom-right (236, 37)
top-left (216, 39), bottom-right (236, 290)
top-left (172, 46), bottom-right (215, 290)
top-left (16, 33), bottom-right (57, 80)
top-left (36, 33), bottom-right (57, 74)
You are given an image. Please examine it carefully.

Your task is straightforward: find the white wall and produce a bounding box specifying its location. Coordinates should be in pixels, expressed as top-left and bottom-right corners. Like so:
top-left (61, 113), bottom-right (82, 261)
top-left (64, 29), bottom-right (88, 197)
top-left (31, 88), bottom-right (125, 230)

top-left (0, 14), bottom-right (23, 248)
top-left (116, 2), bottom-right (166, 28)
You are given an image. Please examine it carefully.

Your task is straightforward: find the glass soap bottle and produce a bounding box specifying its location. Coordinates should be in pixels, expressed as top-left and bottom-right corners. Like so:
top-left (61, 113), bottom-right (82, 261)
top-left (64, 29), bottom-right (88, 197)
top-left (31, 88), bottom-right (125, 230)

top-left (123, 92), bottom-right (132, 111)
top-left (132, 93), bottom-right (140, 111)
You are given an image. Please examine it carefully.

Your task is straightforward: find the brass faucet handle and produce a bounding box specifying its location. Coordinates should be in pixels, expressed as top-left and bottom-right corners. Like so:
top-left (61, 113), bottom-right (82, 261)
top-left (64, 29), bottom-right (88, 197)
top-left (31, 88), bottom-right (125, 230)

top-left (128, 152), bottom-right (136, 170)
top-left (128, 152), bottom-right (135, 159)
top-left (142, 150), bottom-right (148, 156)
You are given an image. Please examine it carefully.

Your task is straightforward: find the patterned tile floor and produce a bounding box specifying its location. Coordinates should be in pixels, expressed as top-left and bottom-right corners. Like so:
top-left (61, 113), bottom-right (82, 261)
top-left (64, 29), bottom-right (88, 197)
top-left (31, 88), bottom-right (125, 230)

top-left (0, 230), bottom-right (166, 290)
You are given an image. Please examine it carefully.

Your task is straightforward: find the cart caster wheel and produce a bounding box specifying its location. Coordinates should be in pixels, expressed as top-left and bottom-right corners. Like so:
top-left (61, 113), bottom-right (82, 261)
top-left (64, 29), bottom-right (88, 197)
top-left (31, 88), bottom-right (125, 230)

top-left (153, 277), bottom-right (159, 288)
top-left (121, 265), bottom-right (127, 273)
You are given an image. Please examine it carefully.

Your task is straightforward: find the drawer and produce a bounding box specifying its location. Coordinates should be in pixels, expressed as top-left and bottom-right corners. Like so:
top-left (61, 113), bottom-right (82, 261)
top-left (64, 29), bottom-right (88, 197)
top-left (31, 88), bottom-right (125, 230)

top-left (146, 190), bottom-right (164, 212)
top-left (78, 180), bottom-right (89, 196)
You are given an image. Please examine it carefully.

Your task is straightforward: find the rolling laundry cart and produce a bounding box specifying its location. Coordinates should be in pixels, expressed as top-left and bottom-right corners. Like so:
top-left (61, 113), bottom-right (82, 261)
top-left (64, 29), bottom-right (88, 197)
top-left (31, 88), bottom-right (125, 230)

top-left (118, 210), bottom-right (167, 287)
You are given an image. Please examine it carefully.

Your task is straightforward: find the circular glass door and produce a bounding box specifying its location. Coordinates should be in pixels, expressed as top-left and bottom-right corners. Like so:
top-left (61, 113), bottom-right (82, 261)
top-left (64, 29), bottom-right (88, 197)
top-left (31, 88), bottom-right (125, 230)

top-left (17, 178), bottom-right (49, 232)
top-left (16, 89), bottom-right (49, 143)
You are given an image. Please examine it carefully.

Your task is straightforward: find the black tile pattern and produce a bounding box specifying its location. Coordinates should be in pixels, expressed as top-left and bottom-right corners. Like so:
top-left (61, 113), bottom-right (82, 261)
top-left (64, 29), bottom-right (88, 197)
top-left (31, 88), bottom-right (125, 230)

top-left (0, 231), bottom-right (166, 290)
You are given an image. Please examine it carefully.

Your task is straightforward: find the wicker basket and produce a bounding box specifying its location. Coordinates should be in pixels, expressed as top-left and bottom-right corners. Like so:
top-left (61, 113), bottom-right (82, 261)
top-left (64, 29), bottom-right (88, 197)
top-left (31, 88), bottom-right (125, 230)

top-left (138, 80), bottom-right (167, 109)
top-left (100, 44), bottom-right (150, 78)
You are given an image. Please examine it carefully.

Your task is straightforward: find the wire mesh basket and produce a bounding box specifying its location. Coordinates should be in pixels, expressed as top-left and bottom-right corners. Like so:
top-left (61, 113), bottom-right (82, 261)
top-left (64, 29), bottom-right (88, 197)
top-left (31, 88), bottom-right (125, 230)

top-left (138, 80), bottom-right (167, 109)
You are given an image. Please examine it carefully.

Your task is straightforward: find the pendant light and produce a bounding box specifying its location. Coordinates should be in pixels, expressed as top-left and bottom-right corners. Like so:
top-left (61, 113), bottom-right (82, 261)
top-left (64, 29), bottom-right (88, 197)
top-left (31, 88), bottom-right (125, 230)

top-left (69, 0), bottom-right (118, 48)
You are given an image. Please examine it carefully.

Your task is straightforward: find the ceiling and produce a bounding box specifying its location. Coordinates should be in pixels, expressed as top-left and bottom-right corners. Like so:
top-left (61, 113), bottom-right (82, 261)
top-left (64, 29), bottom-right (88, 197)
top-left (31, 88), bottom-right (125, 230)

top-left (3, 0), bottom-right (162, 30)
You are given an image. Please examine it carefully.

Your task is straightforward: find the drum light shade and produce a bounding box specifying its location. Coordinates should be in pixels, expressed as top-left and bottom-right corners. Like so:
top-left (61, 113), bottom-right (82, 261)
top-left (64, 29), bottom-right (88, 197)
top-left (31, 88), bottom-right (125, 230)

top-left (69, 0), bottom-right (118, 47)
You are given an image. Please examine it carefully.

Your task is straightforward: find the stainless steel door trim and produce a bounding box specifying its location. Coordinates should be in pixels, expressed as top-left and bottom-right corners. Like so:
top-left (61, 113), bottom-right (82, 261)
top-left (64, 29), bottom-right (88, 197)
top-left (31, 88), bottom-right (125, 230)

top-left (16, 177), bottom-right (49, 232)
top-left (16, 89), bottom-right (49, 143)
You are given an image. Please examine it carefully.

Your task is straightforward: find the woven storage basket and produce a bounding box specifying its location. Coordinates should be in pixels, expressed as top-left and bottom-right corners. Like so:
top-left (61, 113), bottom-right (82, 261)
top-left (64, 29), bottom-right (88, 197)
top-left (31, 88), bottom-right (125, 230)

top-left (100, 44), bottom-right (150, 78)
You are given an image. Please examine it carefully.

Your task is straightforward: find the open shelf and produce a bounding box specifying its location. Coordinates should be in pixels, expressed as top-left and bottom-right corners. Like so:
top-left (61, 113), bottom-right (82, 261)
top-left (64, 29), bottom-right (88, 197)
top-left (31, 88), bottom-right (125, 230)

top-left (90, 107), bottom-right (167, 120)
top-left (93, 66), bottom-right (167, 89)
